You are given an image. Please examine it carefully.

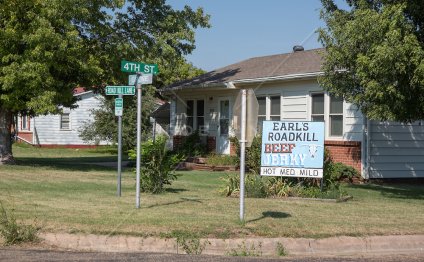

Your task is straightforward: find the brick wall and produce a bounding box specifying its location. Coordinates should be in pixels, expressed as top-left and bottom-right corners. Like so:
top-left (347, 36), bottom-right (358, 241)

top-left (173, 135), bottom-right (186, 151)
top-left (230, 141), bottom-right (237, 156)
top-left (17, 132), bottom-right (33, 144)
top-left (325, 140), bottom-right (361, 172)
top-left (207, 136), bottom-right (216, 153)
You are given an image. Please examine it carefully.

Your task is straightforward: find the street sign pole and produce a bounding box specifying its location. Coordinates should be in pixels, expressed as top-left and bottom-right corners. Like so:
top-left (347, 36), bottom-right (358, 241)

top-left (240, 89), bottom-right (247, 221)
top-left (135, 73), bottom-right (142, 209)
top-left (117, 95), bottom-right (123, 197)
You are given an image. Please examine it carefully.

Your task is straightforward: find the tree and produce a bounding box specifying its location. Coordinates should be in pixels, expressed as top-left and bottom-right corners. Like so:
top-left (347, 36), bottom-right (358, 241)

top-left (0, 0), bottom-right (210, 164)
top-left (79, 61), bottom-right (205, 151)
top-left (318, 0), bottom-right (424, 122)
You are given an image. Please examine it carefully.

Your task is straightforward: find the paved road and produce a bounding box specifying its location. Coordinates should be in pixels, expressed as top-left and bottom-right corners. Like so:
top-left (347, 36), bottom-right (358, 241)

top-left (1, 249), bottom-right (424, 262)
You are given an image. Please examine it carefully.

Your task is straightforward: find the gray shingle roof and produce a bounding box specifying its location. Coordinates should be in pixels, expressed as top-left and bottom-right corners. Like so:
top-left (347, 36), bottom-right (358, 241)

top-left (166, 48), bottom-right (325, 90)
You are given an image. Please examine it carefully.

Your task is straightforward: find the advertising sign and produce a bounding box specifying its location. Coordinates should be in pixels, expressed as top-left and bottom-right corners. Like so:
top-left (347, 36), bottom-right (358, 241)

top-left (260, 121), bottom-right (324, 178)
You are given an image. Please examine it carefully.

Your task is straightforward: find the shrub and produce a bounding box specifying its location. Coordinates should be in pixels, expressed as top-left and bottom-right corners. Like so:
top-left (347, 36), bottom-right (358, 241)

top-left (220, 173), bottom-right (267, 198)
top-left (230, 134), bottom-right (262, 173)
top-left (129, 136), bottom-right (184, 194)
top-left (0, 202), bottom-right (38, 245)
top-left (206, 154), bottom-right (238, 166)
top-left (179, 131), bottom-right (207, 157)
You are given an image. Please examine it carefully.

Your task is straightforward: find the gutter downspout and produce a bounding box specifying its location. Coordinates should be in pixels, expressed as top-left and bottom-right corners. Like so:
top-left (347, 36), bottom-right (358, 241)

top-left (362, 117), bottom-right (370, 179)
top-left (366, 118), bottom-right (370, 179)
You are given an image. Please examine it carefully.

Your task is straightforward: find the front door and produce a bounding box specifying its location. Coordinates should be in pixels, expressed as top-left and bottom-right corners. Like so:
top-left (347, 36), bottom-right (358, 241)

top-left (217, 99), bottom-right (230, 154)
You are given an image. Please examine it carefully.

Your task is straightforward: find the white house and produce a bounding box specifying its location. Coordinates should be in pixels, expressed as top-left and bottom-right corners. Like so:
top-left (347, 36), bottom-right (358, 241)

top-left (163, 47), bottom-right (424, 179)
top-left (16, 88), bottom-right (109, 148)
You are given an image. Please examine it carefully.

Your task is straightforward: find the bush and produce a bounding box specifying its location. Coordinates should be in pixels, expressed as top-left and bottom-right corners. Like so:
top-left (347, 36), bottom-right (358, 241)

top-left (0, 202), bottom-right (38, 245)
top-left (129, 136), bottom-right (184, 194)
top-left (179, 131), bottom-right (207, 157)
top-left (206, 154), bottom-right (238, 166)
top-left (230, 134), bottom-right (262, 173)
top-left (220, 173), bottom-right (267, 198)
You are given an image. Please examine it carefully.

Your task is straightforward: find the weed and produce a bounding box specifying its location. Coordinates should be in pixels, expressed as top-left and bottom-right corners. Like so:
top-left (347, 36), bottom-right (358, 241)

top-left (229, 241), bottom-right (262, 256)
top-left (172, 231), bottom-right (210, 255)
top-left (0, 202), bottom-right (39, 245)
top-left (276, 242), bottom-right (288, 256)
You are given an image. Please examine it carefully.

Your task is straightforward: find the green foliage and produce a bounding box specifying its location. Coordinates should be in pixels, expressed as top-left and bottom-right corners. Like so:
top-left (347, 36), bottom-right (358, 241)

top-left (178, 131), bottom-right (207, 157)
top-left (276, 242), bottom-right (288, 257)
top-left (0, 0), bottom-right (210, 160)
top-left (206, 154), bottom-right (238, 166)
top-left (79, 89), bottom-right (156, 151)
top-left (172, 231), bottom-right (210, 255)
top-left (230, 134), bottom-right (262, 173)
top-left (220, 173), bottom-right (349, 200)
top-left (319, 0), bottom-right (424, 122)
top-left (229, 241), bottom-right (263, 257)
top-left (0, 202), bottom-right (38, 245)
top-left (128, 136), bottom-right (183, 194)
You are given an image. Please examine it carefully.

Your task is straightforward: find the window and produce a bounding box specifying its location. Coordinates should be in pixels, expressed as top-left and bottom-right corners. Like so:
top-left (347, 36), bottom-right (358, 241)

top-left (21, 115), bottom-right (30, 130)
top-left (220, 100), bottom-right (230, 136)
top-left (60, 113), bottom-right (70, 130)
top-left (186, 100), bottom-right (194, 131)
top-left (196, 100), bottom-right (204, 132)
top-left (311, 94), bottom-right (324, 122)
top-left (330, 96), bottom-right (343, 136)
top-left (270, 96), bottom-right (281, 121)
top-left (257, 95), bottom-right (281, 131)
top-left (257, 97), bottom-right (266, 131)
top-left (185, 99), bottom-right (205, 134)
top-left (310, 93), bottom-right (344, 137)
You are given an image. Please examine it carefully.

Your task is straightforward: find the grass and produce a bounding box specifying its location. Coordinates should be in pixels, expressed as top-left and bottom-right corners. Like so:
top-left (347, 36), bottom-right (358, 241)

top-left (0, 144), bottom-right (424, 239)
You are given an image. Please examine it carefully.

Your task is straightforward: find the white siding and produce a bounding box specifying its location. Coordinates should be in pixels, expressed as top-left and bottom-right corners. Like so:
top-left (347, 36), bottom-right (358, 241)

top-left (368, 121), bottom-right (424, 178)
top-left (344, 103), bottom-right (364, 141)
top-left (33, 92), bottom-right (108, 145)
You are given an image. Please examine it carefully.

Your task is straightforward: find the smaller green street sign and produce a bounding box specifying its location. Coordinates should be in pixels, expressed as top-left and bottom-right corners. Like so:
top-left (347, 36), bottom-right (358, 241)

top-left (121, 60), bottom-right (159, 74)
top-left (106, 86), bottom-right (135, 95)
top-left (115, 98), bottom-right (123, 116)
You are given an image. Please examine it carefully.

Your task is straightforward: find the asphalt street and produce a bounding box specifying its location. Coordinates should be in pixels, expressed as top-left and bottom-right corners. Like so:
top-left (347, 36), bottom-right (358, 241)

top-left (1, 249), bottom-right (424, 262)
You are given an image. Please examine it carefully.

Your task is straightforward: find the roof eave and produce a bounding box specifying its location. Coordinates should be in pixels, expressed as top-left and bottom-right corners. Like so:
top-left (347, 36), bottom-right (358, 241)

top-left (232, 71), bottom-right (323, 85)
top-left (161, 71), bottom-right (323, 94)
top-left (161, 82), bottom-right (229, 94)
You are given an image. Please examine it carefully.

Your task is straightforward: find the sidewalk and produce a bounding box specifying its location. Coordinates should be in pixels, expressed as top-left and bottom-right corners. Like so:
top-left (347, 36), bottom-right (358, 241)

top-left (40, 233), bottom-right (424, 257)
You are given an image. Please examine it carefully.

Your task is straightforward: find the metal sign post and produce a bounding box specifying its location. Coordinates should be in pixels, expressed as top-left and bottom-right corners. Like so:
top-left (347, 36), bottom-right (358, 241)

top-left (117, 95), bottom-right (123, 196)
top-left (239, 89), bottom-right (247, 221)
top-left (135, 73), bottom-right (142, 209)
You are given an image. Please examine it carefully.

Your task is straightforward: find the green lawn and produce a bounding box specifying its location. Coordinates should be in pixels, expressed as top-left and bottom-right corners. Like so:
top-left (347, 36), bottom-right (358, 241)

top-left (0, 144), bottom-right (423, 239)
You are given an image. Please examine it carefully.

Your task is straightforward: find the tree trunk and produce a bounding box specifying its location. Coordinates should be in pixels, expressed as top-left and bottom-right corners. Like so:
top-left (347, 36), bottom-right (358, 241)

top-left (0, 108), bottom-right (14, 164)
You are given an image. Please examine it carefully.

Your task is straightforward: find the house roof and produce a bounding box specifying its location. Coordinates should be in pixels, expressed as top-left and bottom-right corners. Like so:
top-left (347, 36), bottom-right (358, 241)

top-left (165, 48), bottom-right (325, 90)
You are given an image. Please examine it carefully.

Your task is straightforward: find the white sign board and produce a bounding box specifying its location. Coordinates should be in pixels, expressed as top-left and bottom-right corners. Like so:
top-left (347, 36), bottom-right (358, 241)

top-left (128, 74), bottom-right (153, 85)
top-left (260, 121), bottom-right (325, 178)
top-left (115, 98), bottom-right (123, 116)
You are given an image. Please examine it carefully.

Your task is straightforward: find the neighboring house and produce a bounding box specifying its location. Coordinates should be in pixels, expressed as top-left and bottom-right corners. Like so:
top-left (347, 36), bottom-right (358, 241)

top-left (163, 47), bottom-right (424, 179)
top-left (150, 102), bottom-right (171, 140)
top-left (16, 88), bottom-right (109, 147)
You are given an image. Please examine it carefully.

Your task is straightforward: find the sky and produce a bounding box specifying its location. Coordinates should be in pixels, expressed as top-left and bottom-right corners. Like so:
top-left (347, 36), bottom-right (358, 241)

top-left (167, 0), bottom-right (335, 72)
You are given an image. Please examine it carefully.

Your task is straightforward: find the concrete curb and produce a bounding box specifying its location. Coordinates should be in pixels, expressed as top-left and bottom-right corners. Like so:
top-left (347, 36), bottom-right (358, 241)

top-left (40, 233), bottom-right (424, 257)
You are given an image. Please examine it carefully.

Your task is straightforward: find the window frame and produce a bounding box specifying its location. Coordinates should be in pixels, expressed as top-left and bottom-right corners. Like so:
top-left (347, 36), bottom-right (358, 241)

top-left (60, 112), bottom-right (71, 130)
top-left (309, 92), bottom-right (344, 139)
top-left (185, 98), bottom-right (206, 135)
top-left (21, 115), bottom-right (30, 131)
top-left (256, 94), bottom-right (281, 131)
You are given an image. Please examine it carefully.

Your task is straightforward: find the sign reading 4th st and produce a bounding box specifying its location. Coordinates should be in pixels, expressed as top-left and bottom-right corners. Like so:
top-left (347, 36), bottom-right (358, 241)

top-left (121, 60), bottom-right (159, 74)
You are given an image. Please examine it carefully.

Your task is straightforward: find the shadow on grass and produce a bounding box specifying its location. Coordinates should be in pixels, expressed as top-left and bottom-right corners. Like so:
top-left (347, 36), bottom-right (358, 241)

top-left (146, 197), bottom-right (203, 209)
top-left (15, 156), bottom-right (128, 172)
top-left (165, 188), bottom-right (188, 194)
top-left (347, 183), bottom-right (424, 200)
top-left (247, 211), bottom-right (291, 223)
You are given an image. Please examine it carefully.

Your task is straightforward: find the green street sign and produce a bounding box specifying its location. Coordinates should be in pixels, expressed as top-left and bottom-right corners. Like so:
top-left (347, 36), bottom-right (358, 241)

top-left (121, 60), bottom-right (159, 74)
top-left (115, 98), bottom-right (123, 116)
top-left (106, 86), bottom-right (135, 95)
